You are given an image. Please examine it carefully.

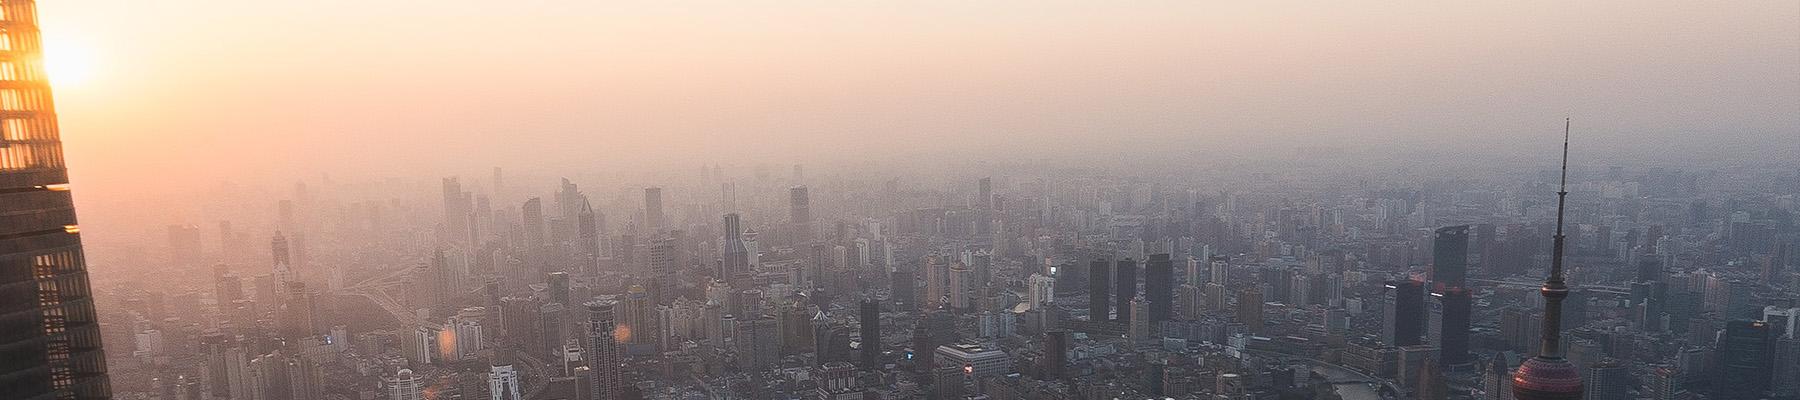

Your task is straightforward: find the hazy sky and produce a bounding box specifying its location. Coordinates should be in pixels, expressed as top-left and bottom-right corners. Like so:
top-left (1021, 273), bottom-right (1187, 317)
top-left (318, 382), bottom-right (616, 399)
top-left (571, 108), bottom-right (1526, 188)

top-left (35, 1), bottom-right (1800, 239)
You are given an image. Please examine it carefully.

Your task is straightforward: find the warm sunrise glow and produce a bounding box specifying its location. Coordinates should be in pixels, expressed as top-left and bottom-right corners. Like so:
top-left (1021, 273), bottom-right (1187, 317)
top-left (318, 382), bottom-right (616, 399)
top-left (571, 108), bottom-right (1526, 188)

top-left (40, 35), bottom-right (95, 88)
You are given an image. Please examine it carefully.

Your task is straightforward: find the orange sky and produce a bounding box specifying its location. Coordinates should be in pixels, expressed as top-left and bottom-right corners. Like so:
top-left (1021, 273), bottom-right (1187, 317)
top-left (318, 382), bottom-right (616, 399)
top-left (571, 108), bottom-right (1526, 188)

top-left (31, 1), bottom-right (1800, 249)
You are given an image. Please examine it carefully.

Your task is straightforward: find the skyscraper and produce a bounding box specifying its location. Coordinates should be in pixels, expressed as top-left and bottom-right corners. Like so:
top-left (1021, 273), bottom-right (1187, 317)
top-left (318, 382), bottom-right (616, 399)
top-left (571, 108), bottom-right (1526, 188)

top-left (1144, 254), bottom-right (1173, 323)
top-left (1043, 330), bottom-right (1068, 380)
top-left (1438, 287), bottom-right (1473, 366)
top-left (1512, 119), bottom-right (1583, 400)
top-left (859, 299), bottom-right (880, 370)
top-left (976, 177), bottom-right (993, 210)
top-left (1088, 259), bottom-right (1110, 322)
top-left (584, 300), bottom-right (620, 400)
top-left (385, 369), bottom-right (424, 400)
top-left (721, 213), bottom-right (750, 282)
top-left (1114, 258), bottom-right (1137, 323)
top-left (1432, 225), bottom-right (1470, 289)
top-left (644, 187), bottom-right (665, 232)
top-left (1384, 280), bottom-right (1426, 346)
top-left (489, 363), bottom-right (522, 400)
top-left (1236, 286), bottom-right (1264, 334)
top-left (789, 186), bottom-right (812, 242)
top-left (1715, 320), bottom-right (1773, 399)
top-left (443, 177), bottom-right (469, 244)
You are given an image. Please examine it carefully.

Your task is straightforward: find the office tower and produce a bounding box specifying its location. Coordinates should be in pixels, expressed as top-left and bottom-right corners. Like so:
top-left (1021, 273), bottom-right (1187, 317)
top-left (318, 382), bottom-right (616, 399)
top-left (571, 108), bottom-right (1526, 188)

top-left (976, 177), bottom-right (993, 210)
top-left (489, 363), bottom-right (522, 400)
top-left (811, 311), bottom-right (834, 365)
top-left (386, 369), bottom-right (424, 400)
top-left (584, 300), bottom-right (620, 400)
top-left (1716, 320), bottom-right (1773, 399)
top-left (547, 272), bottom-right (571, 307)
top-left (216, 273), bottom-right (244, 306)
top-left (859, 299), bottom-right (880, 370)
top-left (891, 267), bottom-right (917, 311)
top-left (736, 315), bottom-right (779, 370)
top-left (643, 187), bottom-right (665, 232)
top-left (1145, 254), bottom-right (1173, 323)
top-left (622, 286), bottom-right (654, 345)
top-left (443, 177), bottom-right (471, 244)
top-left (1582, 360), bottom-right (1628, 400)
top-left (808, 242), bottom-right (833, 288)
top-left (1236, 286), bottom-right (1265, 334)
top-left (789, 186), bottom-right (812, 242)
top-left (721, 213), bottom-right (750, 282)
top-left (168, 224), bottom-right (203, 267)
top-left (1043, 330), bottom-right (1068, 380)
top-left (1439, 287), bottom-right (1473, 366)
top-left (199, 332), bottom-right (233, 396)
top-left (280, 281), bottom-right (318, 339)
top-left (1115, 258), bottom-right (1137, 323)
top-left (271, 231), bottom-right (293, 280)
top-left (911, 321), bottom-right (934, 371)
top-left (720, 182), bottom-right (737, 213)
top-left (1484, 355), bottom-right (1514, 400)
top-left (1129, 296), bottom-right (1151, 342)
top-left (1027, 273), bottom-right (1055, 310)
top-left (537, 302), bottom-right (568, 359)
top-left (1384, 280), bottom-right (1425, 346)
top-left (577, 199), bottom-right (600, 261)
top-left (1513, 120), bottom-right (1583, 400)
top-left (1432, 225), bottom-right (1470, 289)
top-left (1088, 259), bottom-right (1111, 321)
top-left (556, 178), bottom-right (583, 222)
top-left (521, 197), bottom-right (546, 247)
top-left (814, 361), bottom-right (860, 399)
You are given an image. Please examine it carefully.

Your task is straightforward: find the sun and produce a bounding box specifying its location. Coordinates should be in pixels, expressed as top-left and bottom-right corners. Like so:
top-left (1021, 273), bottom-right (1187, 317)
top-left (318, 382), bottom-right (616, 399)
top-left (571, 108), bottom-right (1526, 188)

top-left (41, 35), bottom-right (96, 88)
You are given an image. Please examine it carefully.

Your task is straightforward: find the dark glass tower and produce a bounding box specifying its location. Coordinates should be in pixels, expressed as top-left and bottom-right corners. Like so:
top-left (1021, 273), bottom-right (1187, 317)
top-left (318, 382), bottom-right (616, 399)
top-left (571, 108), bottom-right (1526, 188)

top-left (858, 299), bottom-right (880, 370)
top-left (1087, 259), bottom-right (1109, 322)
top-left (1383, 280), bottom-right (1425, 346)
top-left (1432, 225), bottom-right (1469, 289)
top-left (1144, 254), bottom-right (1173, 323)
top-left (1513, 119), bottom-right (1584, 400)
top-left (1114, 258), bottom-right (1136, 323)
top-left (1438, 287), bottom-right (1472, 366)
top-left (1715, 320), bottom-right (1773, 399)
top-left (0, 1), bottom-right (112, 398)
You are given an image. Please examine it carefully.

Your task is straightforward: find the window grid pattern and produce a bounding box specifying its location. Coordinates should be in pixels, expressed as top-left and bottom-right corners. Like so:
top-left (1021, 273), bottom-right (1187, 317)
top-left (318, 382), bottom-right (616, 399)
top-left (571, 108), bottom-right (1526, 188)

top-left (0, 1), bottom-right (110, 398)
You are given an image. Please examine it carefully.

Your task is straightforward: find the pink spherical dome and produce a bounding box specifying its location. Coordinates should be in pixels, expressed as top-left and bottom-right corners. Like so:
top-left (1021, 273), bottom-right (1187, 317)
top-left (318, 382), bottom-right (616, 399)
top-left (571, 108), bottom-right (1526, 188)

top-left (1511, 357), bottom-right (1583, 400)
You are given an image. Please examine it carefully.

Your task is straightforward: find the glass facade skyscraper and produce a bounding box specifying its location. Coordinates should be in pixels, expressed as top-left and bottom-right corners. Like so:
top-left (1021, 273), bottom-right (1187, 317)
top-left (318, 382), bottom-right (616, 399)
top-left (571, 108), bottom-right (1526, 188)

top-left (0, 1), bottom-right (112, 398)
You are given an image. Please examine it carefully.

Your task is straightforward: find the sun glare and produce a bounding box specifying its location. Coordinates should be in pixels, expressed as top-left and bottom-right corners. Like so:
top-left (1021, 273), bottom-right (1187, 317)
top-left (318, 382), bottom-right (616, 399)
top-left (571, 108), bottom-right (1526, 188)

top-left (41, 35), bottom-right (96, 88)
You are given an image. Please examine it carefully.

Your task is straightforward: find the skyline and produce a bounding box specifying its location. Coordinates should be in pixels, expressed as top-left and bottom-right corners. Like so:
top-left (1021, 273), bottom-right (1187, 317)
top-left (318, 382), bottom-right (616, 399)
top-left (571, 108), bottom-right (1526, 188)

top-left (33, 2), bottom-right (1800, 258)
top-left (9, 2), bottom-right (1800, 400)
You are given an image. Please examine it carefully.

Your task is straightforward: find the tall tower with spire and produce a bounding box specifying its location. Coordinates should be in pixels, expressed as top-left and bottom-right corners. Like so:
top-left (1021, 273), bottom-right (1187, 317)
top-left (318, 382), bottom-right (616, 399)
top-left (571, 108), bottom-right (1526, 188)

top-left (1512, 119), bottom-right (1584, 399)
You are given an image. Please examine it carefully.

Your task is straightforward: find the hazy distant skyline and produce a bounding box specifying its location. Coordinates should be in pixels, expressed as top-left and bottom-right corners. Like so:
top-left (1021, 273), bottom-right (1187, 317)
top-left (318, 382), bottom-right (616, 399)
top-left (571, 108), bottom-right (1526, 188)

top-left (36, 1), bottom-right (1799, 252)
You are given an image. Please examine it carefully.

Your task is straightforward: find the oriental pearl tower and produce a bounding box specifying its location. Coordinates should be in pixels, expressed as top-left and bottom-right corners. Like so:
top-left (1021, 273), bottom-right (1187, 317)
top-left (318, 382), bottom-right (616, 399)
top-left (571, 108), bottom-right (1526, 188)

top-left (1513, 119), bottom-right (1584, 399)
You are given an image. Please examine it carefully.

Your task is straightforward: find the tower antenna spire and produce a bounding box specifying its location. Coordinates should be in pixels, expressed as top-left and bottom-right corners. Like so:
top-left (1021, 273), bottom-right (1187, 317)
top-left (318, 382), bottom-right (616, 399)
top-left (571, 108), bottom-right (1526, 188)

top-left (1541, 117), bottom-right (1572, 357)
top-left (1511, 118), bottom-right (1584, 400)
